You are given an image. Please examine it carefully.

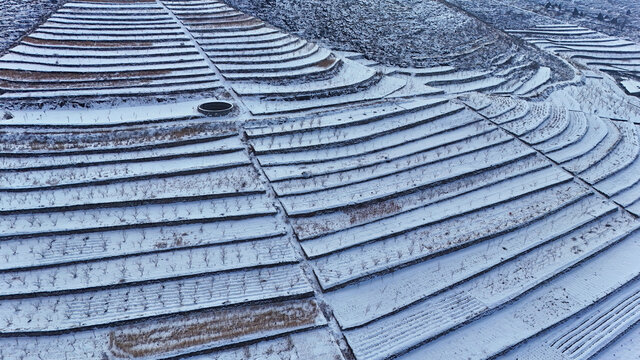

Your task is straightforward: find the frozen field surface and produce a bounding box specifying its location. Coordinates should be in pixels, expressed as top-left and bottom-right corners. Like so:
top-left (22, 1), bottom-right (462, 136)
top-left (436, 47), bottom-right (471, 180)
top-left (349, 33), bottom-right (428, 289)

top-left (1, 0), bottom-right (640, 359)
top-left (0, 0), bottom-right (64, 54)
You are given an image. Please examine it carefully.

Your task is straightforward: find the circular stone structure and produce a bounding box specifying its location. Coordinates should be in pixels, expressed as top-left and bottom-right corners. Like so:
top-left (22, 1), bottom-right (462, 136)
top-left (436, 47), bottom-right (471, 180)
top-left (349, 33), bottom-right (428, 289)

top-left (197, 101), bottom-right (234, 116)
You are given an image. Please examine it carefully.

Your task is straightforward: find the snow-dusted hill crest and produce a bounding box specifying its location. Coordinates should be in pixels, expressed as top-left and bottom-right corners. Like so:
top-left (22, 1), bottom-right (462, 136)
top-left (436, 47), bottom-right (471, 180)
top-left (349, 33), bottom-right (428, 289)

top-left (1, 0), bottom-right (640, 359)
top-left (224, 0), bottom-right (574, 82)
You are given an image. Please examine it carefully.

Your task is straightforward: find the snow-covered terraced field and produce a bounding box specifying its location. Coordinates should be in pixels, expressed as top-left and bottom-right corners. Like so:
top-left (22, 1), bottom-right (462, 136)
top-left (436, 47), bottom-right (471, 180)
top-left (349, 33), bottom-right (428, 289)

top-left (0, 0), bottom-right (223, 99)
top-left (0, 119), bottom-right (346, 358)
top-left (158, 0), bottom-right (414, 115)
top-left (508, 24), bottom-right (640, 97)
top-left (246, 92), bottom-right (640, 360)
top-left (466, 91), bottom-right (640, 217)
top-left (2, 0), bottom-right (640, 359)
top-left (344, 52), bottom-right (555, 99)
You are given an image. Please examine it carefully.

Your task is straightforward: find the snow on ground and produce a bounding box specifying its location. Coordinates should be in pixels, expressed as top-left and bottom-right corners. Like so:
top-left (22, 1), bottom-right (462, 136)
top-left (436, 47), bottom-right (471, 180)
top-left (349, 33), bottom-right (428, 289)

top-left (622, 78), bottom-right (640, 95)
top-left (1, 0), bottom-right (640, 359)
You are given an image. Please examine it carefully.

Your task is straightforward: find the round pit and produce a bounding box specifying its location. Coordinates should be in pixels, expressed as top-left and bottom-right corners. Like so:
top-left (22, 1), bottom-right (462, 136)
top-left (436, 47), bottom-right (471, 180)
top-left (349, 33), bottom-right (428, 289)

top-left (197, 101), bottom-right (234, 117)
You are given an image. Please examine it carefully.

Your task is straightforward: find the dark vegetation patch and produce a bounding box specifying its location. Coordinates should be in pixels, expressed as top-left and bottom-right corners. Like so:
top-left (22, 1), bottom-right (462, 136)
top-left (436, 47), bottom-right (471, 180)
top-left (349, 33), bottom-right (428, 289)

top-left (0, 0), bottom-right (66, 55)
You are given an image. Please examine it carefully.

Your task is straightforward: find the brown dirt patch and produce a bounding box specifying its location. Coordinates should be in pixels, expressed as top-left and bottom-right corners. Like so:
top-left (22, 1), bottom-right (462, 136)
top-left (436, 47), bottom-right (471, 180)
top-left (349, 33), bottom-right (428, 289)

top-left (0, 69), bottom-right (171, 81)
top-left (160, 124), bottom-right (237, 141)
top-left (180, 13), bottom-right (246, 22)
top-left (15, 124), bottom-right (237, 151)
top-left (22, 36), bottom-right (154, 48)
top-left (109, 299), bottom-right (320, 358)
top-left (292, 220), bottom-right (333, 239)
top-left (0, 78), bottom-right (152, 90)
top-left (316, 55), bottom-right (338, 69)
top-left (186, 18), bottom-right (262, 29)
top-left (28, 140), bottom-right (65, 151)
top-left (346, 200), bottom-right (402, 225)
